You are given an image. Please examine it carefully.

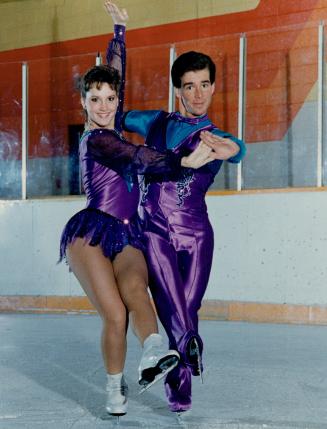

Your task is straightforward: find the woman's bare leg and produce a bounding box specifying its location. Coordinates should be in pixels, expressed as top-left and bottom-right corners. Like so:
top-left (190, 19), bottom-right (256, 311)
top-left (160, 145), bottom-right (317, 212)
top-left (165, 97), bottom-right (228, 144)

top-left (113, 245), bottom-right (158, 345)
top-left (67, 238), bottom-right (127, 374)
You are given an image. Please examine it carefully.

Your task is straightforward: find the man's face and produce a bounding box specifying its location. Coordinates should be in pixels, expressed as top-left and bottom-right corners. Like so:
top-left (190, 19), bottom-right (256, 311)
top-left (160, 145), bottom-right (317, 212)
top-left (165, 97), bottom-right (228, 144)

top-left (81, 82), bottom-right (119, 129)
top-left (175, 68), bottom-right (215, 118)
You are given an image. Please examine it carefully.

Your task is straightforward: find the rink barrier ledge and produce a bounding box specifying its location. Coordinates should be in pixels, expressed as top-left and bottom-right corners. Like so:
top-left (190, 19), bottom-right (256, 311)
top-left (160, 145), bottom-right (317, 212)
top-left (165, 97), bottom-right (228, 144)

top-left (1, 296), bottom-right (327, 325)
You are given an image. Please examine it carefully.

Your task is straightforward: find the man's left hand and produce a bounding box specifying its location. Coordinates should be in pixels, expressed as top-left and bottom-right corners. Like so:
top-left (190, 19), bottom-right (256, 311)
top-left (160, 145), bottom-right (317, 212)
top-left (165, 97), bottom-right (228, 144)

top-left (200, 130), bottom-right (240, 160)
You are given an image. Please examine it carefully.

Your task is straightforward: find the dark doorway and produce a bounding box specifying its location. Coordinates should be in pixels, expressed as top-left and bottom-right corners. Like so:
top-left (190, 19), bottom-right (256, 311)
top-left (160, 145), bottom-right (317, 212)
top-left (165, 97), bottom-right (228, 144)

top-left (68, 124), bottom-right (84, 195)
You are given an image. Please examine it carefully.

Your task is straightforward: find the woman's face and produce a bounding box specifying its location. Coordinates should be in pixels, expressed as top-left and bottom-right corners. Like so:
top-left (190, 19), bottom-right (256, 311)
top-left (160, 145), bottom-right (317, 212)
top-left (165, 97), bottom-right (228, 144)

top-left (81, 82), bottom-right (119, 129)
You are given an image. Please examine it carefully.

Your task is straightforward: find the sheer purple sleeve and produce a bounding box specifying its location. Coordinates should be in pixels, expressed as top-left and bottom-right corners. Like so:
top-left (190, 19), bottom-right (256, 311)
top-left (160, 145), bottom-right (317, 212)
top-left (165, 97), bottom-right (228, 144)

top-left (106, 25), bottom-right (126, 131)
top-left (87, 129), bottom-right (181, 175)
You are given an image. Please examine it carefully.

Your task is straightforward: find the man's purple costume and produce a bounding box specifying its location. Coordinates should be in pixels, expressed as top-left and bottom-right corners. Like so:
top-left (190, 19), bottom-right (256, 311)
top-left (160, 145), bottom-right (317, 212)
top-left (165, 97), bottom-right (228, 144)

top-left (122, 110), bottom-right (246, 410)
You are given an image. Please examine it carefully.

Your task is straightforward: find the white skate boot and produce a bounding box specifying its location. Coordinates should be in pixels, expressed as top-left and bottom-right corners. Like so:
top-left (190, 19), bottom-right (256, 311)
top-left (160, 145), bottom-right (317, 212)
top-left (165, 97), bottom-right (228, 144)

top-left (138, 333), bottom-right (180, 393)
top-left (106, 373), bottom-right (128, 416)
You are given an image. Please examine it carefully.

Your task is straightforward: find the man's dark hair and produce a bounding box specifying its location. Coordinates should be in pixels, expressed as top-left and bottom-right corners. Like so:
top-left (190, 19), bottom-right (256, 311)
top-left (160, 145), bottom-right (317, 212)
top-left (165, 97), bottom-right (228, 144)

top-left (171, 51), bottom-right (216, 88)
top-left (79, 64), bottom-right (121, 98)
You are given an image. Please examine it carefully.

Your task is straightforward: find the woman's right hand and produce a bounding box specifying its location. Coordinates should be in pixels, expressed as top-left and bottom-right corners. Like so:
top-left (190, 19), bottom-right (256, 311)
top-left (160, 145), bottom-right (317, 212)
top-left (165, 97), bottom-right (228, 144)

top-left (104, 1), bottom-right (129, 26)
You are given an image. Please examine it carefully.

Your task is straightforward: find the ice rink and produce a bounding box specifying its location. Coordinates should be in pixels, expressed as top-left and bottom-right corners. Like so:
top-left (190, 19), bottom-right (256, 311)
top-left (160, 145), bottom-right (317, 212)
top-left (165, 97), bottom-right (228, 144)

top-left (0, 314), bottom-right (326, 429)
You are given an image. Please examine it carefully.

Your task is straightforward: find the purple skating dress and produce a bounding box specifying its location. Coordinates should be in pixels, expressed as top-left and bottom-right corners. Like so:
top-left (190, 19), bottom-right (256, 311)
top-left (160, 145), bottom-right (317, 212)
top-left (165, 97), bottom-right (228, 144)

top-left (59, 26), bottom-right (182, 262)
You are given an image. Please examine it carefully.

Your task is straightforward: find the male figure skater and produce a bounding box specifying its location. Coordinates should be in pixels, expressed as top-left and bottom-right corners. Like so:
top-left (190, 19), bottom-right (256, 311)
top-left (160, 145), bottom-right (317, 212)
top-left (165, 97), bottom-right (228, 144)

top-left (122, 51), bottom-right (246, 413)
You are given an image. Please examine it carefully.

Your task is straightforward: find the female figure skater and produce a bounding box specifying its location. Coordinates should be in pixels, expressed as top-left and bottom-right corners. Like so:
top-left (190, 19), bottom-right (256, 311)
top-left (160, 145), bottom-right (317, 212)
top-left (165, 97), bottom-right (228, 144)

top-left (59, 1), bottom-right (214, 417)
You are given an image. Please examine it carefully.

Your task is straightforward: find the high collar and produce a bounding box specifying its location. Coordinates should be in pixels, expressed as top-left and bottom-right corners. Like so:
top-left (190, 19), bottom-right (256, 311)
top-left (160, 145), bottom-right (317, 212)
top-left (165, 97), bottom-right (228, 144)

top-left (169, 111), bottom-right (209, 125)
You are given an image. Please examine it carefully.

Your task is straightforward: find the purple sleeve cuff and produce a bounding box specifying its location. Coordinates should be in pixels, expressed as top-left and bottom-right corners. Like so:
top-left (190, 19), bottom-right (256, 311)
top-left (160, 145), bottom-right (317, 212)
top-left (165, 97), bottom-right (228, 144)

top-left (114, 24), bottom-right (125, 41)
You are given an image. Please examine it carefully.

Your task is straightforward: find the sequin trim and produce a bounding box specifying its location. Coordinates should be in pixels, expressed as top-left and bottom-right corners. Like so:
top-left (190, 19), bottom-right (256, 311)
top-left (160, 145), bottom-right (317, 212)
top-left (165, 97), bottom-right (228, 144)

top-left (169, 111), bottom-right (209, 125)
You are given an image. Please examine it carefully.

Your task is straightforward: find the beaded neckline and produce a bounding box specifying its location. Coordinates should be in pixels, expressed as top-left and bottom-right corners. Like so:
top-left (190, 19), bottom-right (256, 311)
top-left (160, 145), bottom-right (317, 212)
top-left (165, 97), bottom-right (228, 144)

top-left (169, 111), bottom-right (209, 125)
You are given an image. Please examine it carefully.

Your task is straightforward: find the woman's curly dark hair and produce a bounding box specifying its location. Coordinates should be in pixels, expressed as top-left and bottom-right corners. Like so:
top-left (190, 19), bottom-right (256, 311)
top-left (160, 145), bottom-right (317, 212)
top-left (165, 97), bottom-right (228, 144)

top-left (79, 64), bottom-right (121, 98)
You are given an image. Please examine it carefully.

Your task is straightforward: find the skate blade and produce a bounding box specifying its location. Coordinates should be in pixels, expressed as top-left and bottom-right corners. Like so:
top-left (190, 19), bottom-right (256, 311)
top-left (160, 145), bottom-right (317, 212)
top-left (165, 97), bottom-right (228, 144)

top-left (138, 356), bottom-right (179, 394)
top-left (113, 415), bottom-right (124, 425)
top-left (197, 354), bottom-right (204, 384)
top-left (193, 339), bottom-right (204, 384)
top-left (175, 409), bottom-right (192, 426)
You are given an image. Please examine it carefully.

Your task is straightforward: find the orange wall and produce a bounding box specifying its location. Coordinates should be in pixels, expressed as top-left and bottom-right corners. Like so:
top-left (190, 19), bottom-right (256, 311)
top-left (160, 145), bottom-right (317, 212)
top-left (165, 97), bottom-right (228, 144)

top-left (0, 0), bottom-right (325, 159)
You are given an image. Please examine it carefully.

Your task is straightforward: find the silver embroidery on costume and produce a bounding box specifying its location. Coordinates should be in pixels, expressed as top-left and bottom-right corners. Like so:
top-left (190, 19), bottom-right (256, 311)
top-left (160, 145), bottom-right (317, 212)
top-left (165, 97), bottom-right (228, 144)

top-left (139, 176), bottom-right (150, 204)
top-left (176, 169), bottom-right (194, 207)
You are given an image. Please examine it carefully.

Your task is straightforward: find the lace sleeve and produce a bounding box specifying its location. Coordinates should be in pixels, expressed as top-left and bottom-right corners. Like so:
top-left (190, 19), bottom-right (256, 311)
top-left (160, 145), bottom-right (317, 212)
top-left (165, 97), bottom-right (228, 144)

top-left (87, 129), bottom-right (181, 175)
top-left (106, 25), bottom-right (126, 131)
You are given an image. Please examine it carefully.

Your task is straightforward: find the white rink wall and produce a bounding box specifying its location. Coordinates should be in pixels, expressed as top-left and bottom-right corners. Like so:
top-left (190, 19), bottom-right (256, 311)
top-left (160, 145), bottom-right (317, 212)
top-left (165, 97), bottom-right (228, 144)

top-left (0, 191), bottom-right (327, 306)
top-left (206, 191), bottom-right (327, 305)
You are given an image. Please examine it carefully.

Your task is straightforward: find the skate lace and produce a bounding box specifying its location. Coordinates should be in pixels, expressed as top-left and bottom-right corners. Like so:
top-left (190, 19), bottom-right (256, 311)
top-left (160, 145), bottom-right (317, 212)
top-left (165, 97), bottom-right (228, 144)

top-left (121, 381), bottom-right (128, 396)
top-left (188, 339), bottom-right (197, 356)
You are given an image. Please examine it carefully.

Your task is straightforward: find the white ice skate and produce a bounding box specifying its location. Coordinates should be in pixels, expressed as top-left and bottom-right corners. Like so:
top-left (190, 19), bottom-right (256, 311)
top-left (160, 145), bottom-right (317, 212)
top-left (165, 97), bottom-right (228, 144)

top-left (138, 333), bottom-right (180, 394)
top-left (106, 374), bottom-right (128, 417)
